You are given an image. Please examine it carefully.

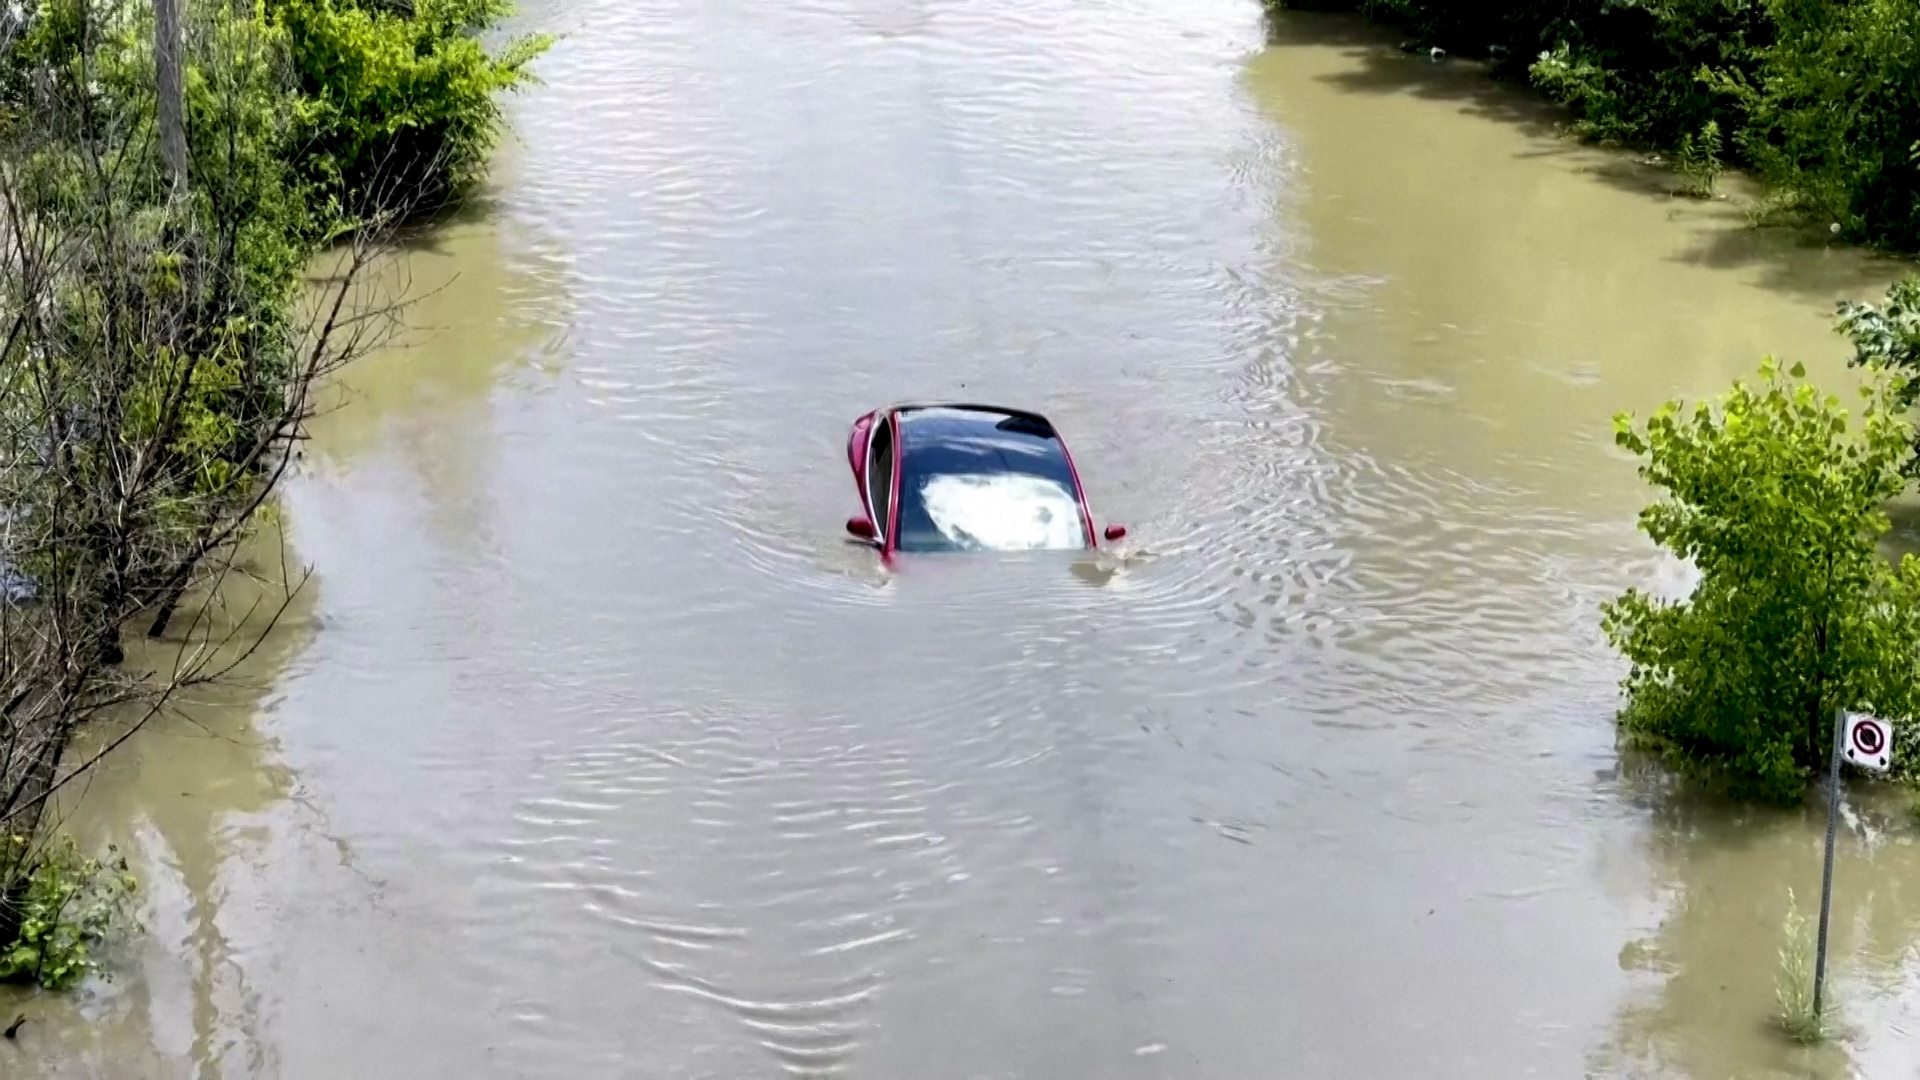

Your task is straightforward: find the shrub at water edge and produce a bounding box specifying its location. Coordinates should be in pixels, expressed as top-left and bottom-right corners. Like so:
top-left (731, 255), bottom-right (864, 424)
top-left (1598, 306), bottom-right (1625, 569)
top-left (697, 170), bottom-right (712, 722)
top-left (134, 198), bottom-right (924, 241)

top-left (274, 0), bottom-right (552, 226)
top-left (1266, 0), bottom-right (1920, 251)
top-left (0, 837), bottom-right (137, 991)
top-left (1604, 359), bottom-right (1920, 802)
top-left (0, 0), bottom-right (540, 988)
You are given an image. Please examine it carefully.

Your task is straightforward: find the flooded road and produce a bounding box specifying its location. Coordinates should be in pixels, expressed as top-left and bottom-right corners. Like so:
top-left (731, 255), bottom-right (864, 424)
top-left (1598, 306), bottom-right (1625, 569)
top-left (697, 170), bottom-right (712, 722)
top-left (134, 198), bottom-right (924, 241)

top-left (12, 2), bottom-right (1920, 1076)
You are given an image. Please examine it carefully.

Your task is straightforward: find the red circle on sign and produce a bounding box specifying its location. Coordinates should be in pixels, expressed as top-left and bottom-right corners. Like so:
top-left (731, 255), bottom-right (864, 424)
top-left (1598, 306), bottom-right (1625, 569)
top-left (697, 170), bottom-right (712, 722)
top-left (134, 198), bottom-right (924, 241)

top-left (1852, 720), bottom-right (1886, 756)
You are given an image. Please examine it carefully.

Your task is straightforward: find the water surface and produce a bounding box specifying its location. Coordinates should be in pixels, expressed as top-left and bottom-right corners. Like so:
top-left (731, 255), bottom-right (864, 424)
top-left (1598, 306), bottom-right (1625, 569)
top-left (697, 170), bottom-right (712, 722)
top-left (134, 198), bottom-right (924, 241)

top-left (10, 3), bottom-right (1920, 1077)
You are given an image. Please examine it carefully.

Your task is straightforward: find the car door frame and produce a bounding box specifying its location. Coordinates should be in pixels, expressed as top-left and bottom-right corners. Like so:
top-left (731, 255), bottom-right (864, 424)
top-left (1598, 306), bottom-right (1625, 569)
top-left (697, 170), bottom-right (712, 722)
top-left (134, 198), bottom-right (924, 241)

top-left (860, 411), bottom-right (901, 556)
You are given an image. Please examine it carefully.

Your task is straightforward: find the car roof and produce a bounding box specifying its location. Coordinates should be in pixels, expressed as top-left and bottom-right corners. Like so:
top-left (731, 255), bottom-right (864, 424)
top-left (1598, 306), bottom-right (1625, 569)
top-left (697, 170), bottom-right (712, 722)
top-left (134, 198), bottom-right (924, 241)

top-left (892, 403), bottom-right (1058, 434)
top-left (893, 404), bottom-right (1080, 491)
top-left (896, 405), bottom-right (1062, 444)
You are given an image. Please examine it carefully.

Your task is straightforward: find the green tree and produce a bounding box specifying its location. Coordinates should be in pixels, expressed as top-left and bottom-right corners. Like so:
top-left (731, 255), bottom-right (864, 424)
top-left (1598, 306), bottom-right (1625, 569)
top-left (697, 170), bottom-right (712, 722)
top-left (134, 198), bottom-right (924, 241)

top-left (0, 0), bottom-right (401, 971)
top-left (1604, 359), bottom-right (1920, 802)
top-left (0, 0), bottom-right (542, 989)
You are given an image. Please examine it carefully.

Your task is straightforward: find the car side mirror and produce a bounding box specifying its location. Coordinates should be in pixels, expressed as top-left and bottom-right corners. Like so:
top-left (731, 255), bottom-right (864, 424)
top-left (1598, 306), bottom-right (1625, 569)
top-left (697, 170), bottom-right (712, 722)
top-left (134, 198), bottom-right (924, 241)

top-left (847, 515), bottom-right (877, 542)
top-left (1104, 524), bottom-right (1128, 543)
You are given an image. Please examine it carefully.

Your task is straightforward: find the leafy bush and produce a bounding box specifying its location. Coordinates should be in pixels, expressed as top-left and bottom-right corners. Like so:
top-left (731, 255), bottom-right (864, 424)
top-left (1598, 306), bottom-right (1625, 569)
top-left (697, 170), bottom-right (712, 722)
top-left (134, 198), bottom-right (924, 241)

top-left (1530, 43), bottom-right (1628, 141)
top-left (1838, 275), bottom-right (1920, 472)
top-left (1603, 359), bottom-right (1920, 802)
top-left (1740, 0), bottom-right (1920, 247)
top-left (274, 0), bottom-right (551, 223)
top-left (0, 837), bottom-right (138, 991)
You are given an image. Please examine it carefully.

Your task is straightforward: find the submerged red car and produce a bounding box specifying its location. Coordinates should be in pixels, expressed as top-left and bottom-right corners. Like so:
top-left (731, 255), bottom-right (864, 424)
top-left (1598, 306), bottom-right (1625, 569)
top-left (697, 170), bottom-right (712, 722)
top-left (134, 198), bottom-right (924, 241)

top-left (845, 403), bottom-right (1125, 557)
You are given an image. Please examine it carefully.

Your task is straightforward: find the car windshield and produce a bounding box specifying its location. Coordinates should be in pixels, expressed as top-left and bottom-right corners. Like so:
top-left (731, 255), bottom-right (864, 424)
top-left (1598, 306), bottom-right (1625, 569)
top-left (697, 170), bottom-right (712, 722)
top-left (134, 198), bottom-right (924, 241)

top-left (894, 409), bottom-right (1089, 553)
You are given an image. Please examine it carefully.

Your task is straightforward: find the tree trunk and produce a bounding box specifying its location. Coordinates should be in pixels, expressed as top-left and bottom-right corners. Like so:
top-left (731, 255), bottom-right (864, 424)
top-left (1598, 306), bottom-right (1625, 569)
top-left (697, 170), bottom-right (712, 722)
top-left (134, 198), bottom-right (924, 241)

top-left (147, 530), bottom-right (209, 639)
top-left (155, 0), bottom-right (186, 188)
top-left (146, 575), bottom-right (188, 638)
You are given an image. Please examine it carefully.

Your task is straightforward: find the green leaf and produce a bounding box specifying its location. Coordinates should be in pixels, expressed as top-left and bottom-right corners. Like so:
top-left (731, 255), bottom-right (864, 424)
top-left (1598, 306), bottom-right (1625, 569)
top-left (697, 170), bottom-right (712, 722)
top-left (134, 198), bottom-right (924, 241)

top-left (1, 835), bottom-right (138, 990)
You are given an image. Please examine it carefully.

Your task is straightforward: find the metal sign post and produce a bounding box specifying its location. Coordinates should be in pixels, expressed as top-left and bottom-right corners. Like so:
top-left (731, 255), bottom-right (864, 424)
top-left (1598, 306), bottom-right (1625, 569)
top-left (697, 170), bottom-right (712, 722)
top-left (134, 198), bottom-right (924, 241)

top-left (1813, 707), bottom-right (1844, 1022)
top-left (1814, 709), bottom-right (1896, 1020)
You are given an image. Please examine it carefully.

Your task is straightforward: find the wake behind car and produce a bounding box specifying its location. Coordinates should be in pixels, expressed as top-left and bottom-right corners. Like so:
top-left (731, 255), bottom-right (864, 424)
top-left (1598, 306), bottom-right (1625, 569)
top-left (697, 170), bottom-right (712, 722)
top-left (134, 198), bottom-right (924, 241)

top-left (845, 404), bottom-right (1125, 557)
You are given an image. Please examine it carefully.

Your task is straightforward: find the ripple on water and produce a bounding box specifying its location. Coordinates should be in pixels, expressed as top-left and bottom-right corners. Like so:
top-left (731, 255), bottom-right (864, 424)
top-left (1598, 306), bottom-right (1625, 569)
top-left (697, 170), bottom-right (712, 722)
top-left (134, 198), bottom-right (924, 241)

top-left (490, 703), bottom-right (970, 1074)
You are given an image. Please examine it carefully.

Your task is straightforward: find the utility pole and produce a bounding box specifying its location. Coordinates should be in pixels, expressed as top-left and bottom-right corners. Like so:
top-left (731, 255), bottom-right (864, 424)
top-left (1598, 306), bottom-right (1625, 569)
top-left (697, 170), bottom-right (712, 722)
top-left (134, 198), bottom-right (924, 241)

top-left (155, 0), bottom-right (186, 188)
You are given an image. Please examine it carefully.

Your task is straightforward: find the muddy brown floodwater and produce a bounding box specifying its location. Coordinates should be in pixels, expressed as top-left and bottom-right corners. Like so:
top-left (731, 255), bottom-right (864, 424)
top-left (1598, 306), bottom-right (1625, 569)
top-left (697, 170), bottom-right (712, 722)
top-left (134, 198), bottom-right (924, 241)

top-left (10, 2), bottom-right (1920, 1077)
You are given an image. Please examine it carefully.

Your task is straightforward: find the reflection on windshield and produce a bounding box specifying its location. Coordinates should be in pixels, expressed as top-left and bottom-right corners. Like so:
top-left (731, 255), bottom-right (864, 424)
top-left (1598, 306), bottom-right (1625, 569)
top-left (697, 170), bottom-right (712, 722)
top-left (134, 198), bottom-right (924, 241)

top-left (913, 473), bottom-right (1087, 551)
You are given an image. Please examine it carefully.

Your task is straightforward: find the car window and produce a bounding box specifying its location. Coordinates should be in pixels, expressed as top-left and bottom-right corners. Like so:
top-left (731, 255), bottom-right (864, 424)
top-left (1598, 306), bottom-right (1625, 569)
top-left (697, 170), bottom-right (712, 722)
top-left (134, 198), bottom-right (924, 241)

top-left (894, 410), bottom-right (1087, 553)
top-left (868, 418), bottom-right (894, 539)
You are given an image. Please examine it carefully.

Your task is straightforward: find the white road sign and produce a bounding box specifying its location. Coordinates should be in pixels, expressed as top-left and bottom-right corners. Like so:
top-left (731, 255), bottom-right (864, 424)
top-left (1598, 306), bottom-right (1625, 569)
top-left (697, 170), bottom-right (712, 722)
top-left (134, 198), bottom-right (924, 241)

top-left (1842, 713), bottom-right (1893, 773)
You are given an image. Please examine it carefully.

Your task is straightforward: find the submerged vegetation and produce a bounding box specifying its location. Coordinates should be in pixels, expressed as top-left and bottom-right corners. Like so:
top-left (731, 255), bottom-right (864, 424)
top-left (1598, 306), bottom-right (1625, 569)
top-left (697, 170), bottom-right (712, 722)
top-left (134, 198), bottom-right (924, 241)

top-left (0, 0), bottom-right (543, 985)
top-left (1672, 119), bottom-right (1722, 200)
top-left (0, 837), bottom-right (137, 990)
top-left (1776, 889), bottom-right (1825, 1043)
top-left (1268, 0), bottom-right (1920, 250)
